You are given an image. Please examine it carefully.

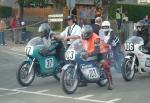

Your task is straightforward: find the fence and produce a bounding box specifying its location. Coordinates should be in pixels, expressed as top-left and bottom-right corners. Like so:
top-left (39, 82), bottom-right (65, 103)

top-left (13, 7), bottom-right (54, 17)
top-left (110, 20), bottom-right (134, 43)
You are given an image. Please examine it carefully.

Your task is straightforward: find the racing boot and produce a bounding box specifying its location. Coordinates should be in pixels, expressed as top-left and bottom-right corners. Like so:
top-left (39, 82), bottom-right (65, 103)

top-left (103, 60), bottom-right (113, 90)
top-left (107, 71), bottom-right (113, 90)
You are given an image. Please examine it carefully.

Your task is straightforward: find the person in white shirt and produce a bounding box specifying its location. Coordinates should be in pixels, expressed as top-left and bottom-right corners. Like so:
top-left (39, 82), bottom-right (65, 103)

top-left (55, 15), bottom-right (82, 47)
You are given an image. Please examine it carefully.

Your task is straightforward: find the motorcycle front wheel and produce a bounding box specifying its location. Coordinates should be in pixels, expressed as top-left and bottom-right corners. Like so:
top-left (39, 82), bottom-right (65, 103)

top-left (17, 61), bottom-right (35, 86)
top-left (60, 64), bottom-right (79, 94)
top-left (121, 58), bottom-right (135, 81)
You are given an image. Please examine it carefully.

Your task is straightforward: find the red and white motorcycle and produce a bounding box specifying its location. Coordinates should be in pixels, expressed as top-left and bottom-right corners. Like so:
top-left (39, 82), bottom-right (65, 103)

top-left (122, 36), bottom-right (150, 81)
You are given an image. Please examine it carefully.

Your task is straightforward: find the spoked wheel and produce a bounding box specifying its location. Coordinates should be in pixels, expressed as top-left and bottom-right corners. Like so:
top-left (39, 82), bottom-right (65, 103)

top-left (17, 61), bottom-right (35, 86)
top-left (61, 64), bottom-right (79, 94)
top-left (97, 70), bottom-right (108, 87)
top-left (121, 58), bottom-right (135, 81)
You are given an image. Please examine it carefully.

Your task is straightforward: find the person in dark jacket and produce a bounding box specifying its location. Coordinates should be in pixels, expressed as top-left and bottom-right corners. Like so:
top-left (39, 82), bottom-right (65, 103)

top-left (135, 20), bottom-right (150, 53)
top-left (92, 17), bottom-right (102, 35)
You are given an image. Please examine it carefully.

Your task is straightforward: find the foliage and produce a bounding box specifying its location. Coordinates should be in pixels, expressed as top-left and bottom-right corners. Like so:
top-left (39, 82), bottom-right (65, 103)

top-left (0, 6), bottom-right (12, 18)
top-left (109, 4), bottom-right (150, 22)
top-left (18, 0), bottom-right (49, 7)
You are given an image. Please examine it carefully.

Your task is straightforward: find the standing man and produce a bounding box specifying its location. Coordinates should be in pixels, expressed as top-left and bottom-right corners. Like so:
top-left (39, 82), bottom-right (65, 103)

top-left (92, 17), bottom-right (102, 35)
top-left (115, 8), bottom-right (122, 31)
top-left (55, 15), bottom-right (82, 47)
top-left (10, 16), bottom-right (17, 43)
top-left (143, 15), bottom-right (150, 24)
top-left (16, 16), bottom-right (22, 44)
top-left (0, 19), bottom-right (6, 46)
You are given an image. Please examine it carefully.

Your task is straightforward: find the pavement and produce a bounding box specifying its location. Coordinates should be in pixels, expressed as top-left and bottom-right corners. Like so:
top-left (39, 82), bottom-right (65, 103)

top-left (0, 43), bottom-right (150, 103)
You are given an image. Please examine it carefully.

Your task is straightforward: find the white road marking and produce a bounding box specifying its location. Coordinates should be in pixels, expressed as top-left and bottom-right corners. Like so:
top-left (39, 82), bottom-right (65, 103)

top-left (13, 87), bottom-right (27, 90)
top-left (36, 90), bottom-right (49, 93)
top-left (107, 98), bottom-right (122, 103)
top-left (0, 88), bottom-right (121, 103)
top-left (76, 95), bottom-right (94, 99)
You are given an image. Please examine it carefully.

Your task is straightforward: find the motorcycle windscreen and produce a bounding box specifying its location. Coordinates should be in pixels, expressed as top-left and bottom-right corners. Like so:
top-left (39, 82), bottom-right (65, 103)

top-left (67, 39), bottom-right (86, 52)
top-left (125, 36), bottom-right (144, 44)
top-left (65, 39), bottom-right (87, 61)
top-left (27, 37), bottom-right (44, 46)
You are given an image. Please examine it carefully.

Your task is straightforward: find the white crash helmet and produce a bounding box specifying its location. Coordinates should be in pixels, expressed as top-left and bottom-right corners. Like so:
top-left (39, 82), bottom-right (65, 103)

top-left (21, 21), bottom-right (25, 26)
top-left (101, 21), bottom-right (111, 32)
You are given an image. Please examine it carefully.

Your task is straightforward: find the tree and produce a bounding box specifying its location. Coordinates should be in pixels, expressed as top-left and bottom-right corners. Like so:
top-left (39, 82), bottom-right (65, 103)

top-left (51, 0), bottom-right (66, 13)
top-left (15, 0), bottom-right (49, 20)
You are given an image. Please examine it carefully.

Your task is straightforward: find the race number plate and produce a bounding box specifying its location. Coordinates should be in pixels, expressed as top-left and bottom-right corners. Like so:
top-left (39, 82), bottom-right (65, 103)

top-left (145, 58), bottom-right (150, 67)
top-left (87, 68), bottom-right (99, 79)
top-left (65, 50), bottom-right (75, 60)
top-left (45, 58), bottom-right (54, 68)
top-left (124, 43), bottom-right (134, 51)
top-left (25, 46), bottom-right (33, 55)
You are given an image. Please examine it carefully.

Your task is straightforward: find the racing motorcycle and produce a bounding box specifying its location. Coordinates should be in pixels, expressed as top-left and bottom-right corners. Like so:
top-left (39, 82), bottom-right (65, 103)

top-left (17, 36), bottom-right (66, 86)
top-left (122, 36), bottom-right (150, 81)
top-left (60, 39), bottom-right (108, 94)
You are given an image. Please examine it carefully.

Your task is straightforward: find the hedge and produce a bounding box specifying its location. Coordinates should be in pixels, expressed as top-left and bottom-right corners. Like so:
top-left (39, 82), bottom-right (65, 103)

top-left (109, 4), bottom-right (150, 22)
top-left (0, 6), bottom-right (12, 18)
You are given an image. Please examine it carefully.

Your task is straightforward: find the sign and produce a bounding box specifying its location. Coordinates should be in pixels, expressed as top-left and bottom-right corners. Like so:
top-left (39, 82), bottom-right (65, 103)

top-left (66, 0), bottom-right (76, 10)
top-left (48, 14), bottom-right (63, 23)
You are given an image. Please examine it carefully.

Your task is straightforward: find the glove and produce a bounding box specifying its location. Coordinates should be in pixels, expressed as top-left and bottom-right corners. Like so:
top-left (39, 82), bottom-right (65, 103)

top-left (112, 41), bottom-right (116, 47)
top-left (81, 52), bottom-right (88, 60)
top-left (39, 48), bottom-right (49, 56)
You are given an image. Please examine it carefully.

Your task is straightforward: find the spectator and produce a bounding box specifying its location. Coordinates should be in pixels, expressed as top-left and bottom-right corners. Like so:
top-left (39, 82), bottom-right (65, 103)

top-left (92, 17), bottom-right (102, 35)
top-left (78, 18), bottom-right (86, 29)
top-left (21, 21), bottom-right (27, 43)
top-left (79, 6), bottom-right (86, 19)
top-left (16, 16), bottom-right (22, 44)
top-left (0, 19), bottom-right (6, 46)
top-left (10, 16), bottom-right (17, 42)
top-left (143, 15), bottom-right (150, 24)
top-left (115, 8), bottom-right (122, 31)
top-left (90, 7), bottom-right (96, 24)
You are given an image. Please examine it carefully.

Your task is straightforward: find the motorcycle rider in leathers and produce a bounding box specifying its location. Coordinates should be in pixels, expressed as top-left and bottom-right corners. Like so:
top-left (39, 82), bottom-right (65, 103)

top-left (99, 21), bottom-right (121, 72)
top-left (38, 23), bottom-right (65, 60)
top-left (134, 20), bottom-right (150, 53)
top-left (81, 25), bottom-right (113, 90)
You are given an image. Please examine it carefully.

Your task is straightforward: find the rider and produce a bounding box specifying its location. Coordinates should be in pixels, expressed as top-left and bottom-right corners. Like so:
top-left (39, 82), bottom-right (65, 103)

top-left (38, 23), bottom-right (65, 60)
top-left (99, 21), bottom-right (119, 48)
top-left (135, 20), bottom-right (150, 52)
top-left (81, 25), bottom-right (113, 90)
top-left (99, 21), bottom-right (120, 71)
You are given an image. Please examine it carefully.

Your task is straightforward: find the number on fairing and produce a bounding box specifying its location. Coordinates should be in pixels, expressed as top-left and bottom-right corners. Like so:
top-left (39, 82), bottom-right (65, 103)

top-left (125, 43), bottom-right (134, 51)
top-left (45, 58), bottom-right (54, 68)
top-left (145, 58), bottom-right (150, 67)
top-left (25, 46), bottom-right (33, 55)
top-left (88, 68), bottom-right (99, 79)
top-left (65, 50), bottom-right (75, 60)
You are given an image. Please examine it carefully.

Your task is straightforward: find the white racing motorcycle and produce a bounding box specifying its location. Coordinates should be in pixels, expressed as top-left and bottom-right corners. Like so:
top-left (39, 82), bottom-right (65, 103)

top-left (122, 36), bottom-right (150, 81)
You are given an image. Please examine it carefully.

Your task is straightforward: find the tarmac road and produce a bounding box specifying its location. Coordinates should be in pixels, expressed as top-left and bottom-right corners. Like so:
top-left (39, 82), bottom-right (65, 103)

top-left (0, 46), bottom-right (150, 103)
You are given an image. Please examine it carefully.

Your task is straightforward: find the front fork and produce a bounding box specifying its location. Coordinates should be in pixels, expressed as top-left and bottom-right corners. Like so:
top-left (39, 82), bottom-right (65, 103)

top-left (131, 55), bottom-right (136, 71)
top-left (28, 58), bottom-right (35, 74)
top-left (73, 63), bottom-right (78, 78)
